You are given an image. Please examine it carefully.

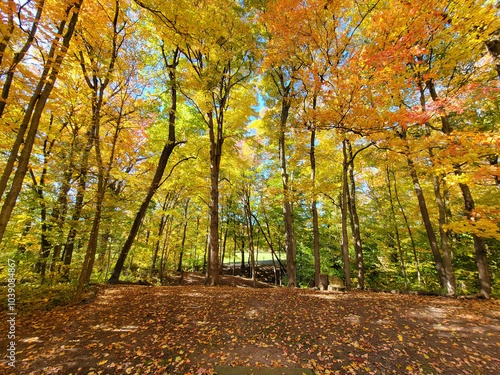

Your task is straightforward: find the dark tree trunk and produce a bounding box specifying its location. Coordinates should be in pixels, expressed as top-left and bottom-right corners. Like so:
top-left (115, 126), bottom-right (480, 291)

top-left (220, 226), bottom-right (228, 268)
top-left (49, 164), bottom-right (73, 273)
top-left (392, 171), bottom-right (422, 286)
top-left (108, 141), bottom-right (177, 283)
top-left (233, 227), bottom-right (237, 276)
top-left (150, 194), bottom-right (170, 277)
top-left (62, 120), bottom-right (98, 280)
top-left (17, 214), bottom-right (33, 255)
top-left (177, 197), bottom-right (190, 272)
top-left (75, 106), bottom-right (106, 296)
top-left (158, 217), bottom-right (174, 283)
top-left (96, 230), bottom-right (110, 277)
top-left (206, 111), bottom-right (223, 286)
top-left (240, 238), bottom-right (245, 274)
top-left (387, 166), bottom-right (408, 289)
top-left (30, 133), bottom-right (54, 281)
top-left (192, 214), bottom-right (200, 271)
top-left (432, 174), bottom-right (455, 295)
top-left (268, 67), bottom-right (297, 287)
top-left (485, 29), bottom-right (500, 78)
top-left (310, 129), bottom-right (321, 287)
top-left (31, 170), bottom-right (49, 280)
top-left (458, 174), bottom-right (491, 298)
top-left (243, 188), bottom-right (256, 286)
top-left (406, 156), bottom-right (448, 288)
top-left (341, 139), bottom-right (351, 289)
top-left (61, 158), bottom-right (89, 279)
top-left (346, 140), bottom-right (364, 290)
top-left (279, 102), bottom-right (296, 287)
top-left (75, 189), bottom-right (104, 297)
top-left (252, 210), bottom-right (286, 277)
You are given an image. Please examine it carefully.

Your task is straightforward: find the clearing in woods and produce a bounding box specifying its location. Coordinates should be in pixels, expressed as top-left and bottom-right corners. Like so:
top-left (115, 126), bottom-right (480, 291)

top-left (1, 274), bottom-right (500, 374)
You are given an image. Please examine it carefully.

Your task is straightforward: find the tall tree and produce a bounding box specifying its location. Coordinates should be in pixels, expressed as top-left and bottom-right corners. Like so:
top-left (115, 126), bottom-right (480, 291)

top-left (108, 46), bottom-right (180, 284)
top-left (72, 0), bottom-right (130, 297)
top-left (340, 139), bottom-right (351, 289)
top-left (346, 140), bottom-right (366, 290)
top-left (386, 165), bottom-right (408, 289)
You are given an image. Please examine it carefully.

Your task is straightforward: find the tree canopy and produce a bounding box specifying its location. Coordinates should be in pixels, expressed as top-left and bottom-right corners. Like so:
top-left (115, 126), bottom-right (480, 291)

top-left (0, 0), bottom-right (499, 298)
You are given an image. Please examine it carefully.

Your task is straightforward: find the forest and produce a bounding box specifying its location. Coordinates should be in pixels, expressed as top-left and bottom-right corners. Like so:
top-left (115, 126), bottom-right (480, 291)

top-left (0, 0), bottom-right (499, 303)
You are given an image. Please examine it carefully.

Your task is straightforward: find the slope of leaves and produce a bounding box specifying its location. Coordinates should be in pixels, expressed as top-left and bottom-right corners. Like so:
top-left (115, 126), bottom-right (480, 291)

top-left (1, 283), bottom-right (499, 374)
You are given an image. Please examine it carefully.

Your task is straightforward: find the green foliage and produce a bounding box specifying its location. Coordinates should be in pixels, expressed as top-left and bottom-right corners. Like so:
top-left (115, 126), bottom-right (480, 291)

top-left (0, 282), bottom-right (75, 312)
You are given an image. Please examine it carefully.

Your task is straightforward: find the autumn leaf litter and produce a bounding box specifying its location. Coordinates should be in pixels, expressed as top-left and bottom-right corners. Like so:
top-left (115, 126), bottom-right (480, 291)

top-left (2, 281), bottom-right (500, 375)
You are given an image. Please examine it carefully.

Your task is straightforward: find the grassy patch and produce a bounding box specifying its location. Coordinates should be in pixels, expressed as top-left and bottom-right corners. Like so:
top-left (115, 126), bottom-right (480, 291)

top-left (0, 282), bottom-right (75, 312)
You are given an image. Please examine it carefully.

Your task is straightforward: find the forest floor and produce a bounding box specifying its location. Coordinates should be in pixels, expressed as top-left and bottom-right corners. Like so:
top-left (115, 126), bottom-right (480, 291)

top-left (1, 273), bottom-right (500, 375)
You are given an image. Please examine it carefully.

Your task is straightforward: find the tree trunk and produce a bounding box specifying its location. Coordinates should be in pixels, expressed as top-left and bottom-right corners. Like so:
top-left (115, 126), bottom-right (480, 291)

top-left (271, 251), bottom-right (278, 285)
top-left (346, 140), bottom-right (364, 290)
top-left (108, 141), bottom-right (177, 283)
top-left (485, 29), bottom-right (500, 79)
top-left (392, 170), bottom-right (422, 286)
top-left (192, 214), bottom-right (200, 271)
top-left (75, 188), bottom-right (104, 299)
top-left (432, 174), bottom-right (456, 295)
top-left (267, 67), bottom-right (298, 287)
top-left (244, 189), bottom-right (256, 286)
top-left (341, 139), bottom-right (351, 289)
top-left (61, 157), bottom-right (89, 279)
top-left (160, 217), bottom-right (175, 282)
top-left (30, 167), bottom-right (50, 281)
top-left (310, 129), bottom-right (321, 287)
top-left (427, 79), bottom-right (487, 297)
top-left (233, 227), bottom-right (237, 276)
top-left (96, 230), bottom-right (110, 278)
top-left (177, 197), bottom-right (190, 272)
top-left (387, 166), bottom-right (408, 289)
top-left (75, 105), bottom-right (109, 297)
top-left (62, 119), bottom-right (99, 280)
top-left (406, 156), bottom-right (448, 288)
top-left (252, 210), bottom-right (286, 277)
top-left (457, 174), bottom-right (491, 298)
top-left (245, 208), bottom-right (256, 286)
top-left (206, 111), bottom-right (222, 286)
top-left (150, 194), bottom-right (170, 277)
top-left (30, 133), bottom-right (53, 280)
top-left (240, 238), bottom-right (245, 275)
top-left (49, 162), bottom-right (73, 273)
top-left (220, 226), bottom-right (228, 268)
top-left (17, 212), bottom-right (33, 255)
top-left (280, 108), bottom-right (296, 287)
top-left (202, 215), bottom-right (209, 274)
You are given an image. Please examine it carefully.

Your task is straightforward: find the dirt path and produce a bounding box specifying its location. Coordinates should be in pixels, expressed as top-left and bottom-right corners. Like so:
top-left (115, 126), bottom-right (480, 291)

top-left (1, 284), bottom-right (499, 374)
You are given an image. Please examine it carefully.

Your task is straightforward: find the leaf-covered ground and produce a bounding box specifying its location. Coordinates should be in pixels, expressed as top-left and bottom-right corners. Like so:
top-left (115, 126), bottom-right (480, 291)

top-left (2, 277), bottom-right (500, 374)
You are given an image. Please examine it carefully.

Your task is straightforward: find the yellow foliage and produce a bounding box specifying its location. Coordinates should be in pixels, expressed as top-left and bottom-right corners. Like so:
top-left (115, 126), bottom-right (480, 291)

top-left (446, 219), bottom-right (500, 240)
